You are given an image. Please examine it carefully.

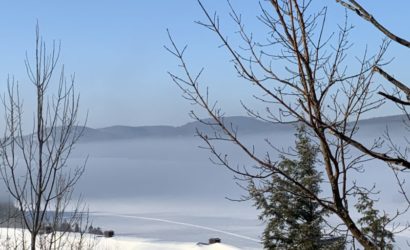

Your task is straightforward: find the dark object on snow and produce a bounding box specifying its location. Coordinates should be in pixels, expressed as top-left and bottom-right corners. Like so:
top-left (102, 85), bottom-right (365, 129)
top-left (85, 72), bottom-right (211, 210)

top-left (197, 238), bottom-right (222, 246)
top-left (39, 225), bottom-right (53, 235)
top-left (45, 225), bottom-right (53, 234)
top-left (209, 238), bottom-right (221, 244)
top-left (103, 230), bottom-right (114, 238)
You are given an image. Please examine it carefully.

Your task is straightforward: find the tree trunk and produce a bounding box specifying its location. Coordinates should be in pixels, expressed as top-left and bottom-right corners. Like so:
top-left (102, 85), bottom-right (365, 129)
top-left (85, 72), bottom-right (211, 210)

top-left (339, 210), bottom-right (377, 249)
top-left (31, 232), bottom-right (36, 250)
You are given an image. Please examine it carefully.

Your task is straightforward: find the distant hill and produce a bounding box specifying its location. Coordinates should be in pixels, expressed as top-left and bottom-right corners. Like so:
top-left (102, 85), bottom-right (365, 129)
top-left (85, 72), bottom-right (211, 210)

top-left (75, 114), bottom-right (409, 142)
top-left (79, 116), bottom-right (290, 142)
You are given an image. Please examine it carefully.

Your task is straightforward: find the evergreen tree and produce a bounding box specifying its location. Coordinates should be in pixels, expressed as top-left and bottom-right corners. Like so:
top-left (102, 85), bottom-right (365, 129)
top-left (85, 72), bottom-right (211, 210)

top-left (249, 125), bottom-right (325, 249)
top-left (355, 192), bottom-right (394, 249)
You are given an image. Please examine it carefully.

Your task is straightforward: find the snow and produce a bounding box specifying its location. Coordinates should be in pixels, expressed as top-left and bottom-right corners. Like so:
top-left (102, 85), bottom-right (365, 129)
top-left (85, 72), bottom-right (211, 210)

top-left (0, 228), bottom-right (241, 250)
top-left (95, 237), bottom-right (240, 250)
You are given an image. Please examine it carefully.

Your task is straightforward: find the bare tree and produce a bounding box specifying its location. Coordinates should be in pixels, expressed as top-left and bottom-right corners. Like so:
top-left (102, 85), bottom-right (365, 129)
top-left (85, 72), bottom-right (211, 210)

top-left (335, 1), bottom-right (410, 48)
top-left (167, 0), bottom-right (410, 249)
top-left (333, 0), bottom-right (410, 163)
top-left (0, 25), bottom-right (86, 250)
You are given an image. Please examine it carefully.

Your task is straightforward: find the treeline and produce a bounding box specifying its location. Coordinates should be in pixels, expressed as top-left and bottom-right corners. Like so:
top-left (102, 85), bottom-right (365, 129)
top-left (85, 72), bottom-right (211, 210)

top-left (0, 201), bottom-right (23, 228)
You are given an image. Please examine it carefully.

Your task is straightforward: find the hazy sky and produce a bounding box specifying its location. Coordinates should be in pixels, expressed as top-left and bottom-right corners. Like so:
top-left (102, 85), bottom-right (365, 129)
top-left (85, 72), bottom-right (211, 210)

top-left (0, 1), bottom-right (408, 129)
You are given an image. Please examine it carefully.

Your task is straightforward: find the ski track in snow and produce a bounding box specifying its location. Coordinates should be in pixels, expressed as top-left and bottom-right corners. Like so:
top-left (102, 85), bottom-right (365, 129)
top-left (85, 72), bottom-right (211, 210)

top-left (91, 212), bottom-right (261, 243)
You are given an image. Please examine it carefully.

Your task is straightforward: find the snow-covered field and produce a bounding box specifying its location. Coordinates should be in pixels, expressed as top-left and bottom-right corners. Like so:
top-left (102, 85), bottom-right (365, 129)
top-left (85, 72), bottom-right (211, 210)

top-left (0, 228), bottom-right (240, 250)
top-left (94, 238), bottom-right (240, 250)
top-left (88, 211), bottom-right (262, 250)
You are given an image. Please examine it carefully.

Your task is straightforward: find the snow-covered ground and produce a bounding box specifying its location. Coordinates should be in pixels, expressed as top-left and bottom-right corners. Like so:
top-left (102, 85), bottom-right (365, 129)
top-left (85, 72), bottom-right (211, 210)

top-left (88, 210), bottom-right (262, 249)
top-left (95, 238), bottom-right (240, 250)
top-left (0, 228), bottom-right (241, 250)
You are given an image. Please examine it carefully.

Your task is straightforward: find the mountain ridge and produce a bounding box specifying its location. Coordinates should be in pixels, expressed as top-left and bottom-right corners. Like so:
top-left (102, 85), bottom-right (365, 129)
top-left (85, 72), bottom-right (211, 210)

top-left (76, 114), bottom-right (407, 142)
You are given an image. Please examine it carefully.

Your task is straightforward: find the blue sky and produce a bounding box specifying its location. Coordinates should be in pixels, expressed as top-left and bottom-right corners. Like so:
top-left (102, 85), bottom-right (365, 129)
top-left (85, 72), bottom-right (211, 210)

top-left (0, 1), bottom-right (408, 129)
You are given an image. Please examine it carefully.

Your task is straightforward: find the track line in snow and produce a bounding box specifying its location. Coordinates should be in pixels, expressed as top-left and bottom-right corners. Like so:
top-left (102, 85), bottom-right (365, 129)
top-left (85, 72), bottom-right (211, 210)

top-left (91, 212), bottom-right (261, 243)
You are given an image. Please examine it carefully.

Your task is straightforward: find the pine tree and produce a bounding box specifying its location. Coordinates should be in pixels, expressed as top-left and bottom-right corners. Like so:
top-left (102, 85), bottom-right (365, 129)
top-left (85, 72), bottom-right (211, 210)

top-left (249, 125), bottom-right (325, 249)
top-left (355, 192), bottom-right (394, 249)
